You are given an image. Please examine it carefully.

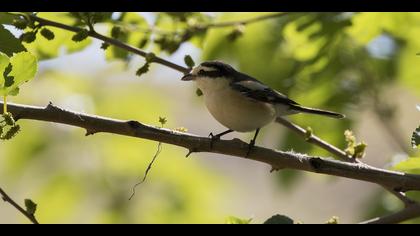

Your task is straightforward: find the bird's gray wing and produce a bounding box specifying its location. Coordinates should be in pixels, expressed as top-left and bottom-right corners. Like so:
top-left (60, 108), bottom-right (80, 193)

top-left (229, 75), bottom-right (299, 106)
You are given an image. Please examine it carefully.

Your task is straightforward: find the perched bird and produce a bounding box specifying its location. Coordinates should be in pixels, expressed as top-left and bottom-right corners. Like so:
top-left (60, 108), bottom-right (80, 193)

top-left (181, 61), bottom-right (344, 155)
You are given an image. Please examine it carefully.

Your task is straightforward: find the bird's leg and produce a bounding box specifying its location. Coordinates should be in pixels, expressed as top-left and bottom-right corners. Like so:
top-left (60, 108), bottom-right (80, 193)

top-left (208, 129), bottom-right (233, 149)
top-left (246, 128), bottom-right (260, 157)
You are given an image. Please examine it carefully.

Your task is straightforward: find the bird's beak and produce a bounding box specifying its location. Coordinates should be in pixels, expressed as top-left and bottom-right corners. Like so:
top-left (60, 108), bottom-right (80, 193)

top-left (181, 73), bottom-right (195, 81)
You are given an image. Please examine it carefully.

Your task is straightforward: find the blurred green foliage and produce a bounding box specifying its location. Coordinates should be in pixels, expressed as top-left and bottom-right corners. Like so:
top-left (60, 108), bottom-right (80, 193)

top-left (1, 12), bottom-right (420, 223)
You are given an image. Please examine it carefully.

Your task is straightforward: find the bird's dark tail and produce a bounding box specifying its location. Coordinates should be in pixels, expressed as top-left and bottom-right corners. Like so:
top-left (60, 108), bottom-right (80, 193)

top-left (290, 105), bottom-right (345, 119)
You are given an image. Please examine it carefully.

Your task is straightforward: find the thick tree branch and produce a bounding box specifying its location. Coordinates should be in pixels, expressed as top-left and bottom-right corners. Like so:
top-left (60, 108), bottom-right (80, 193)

top-left (0, 187), bottom-right (39, 224)
top-left (2, 101), bottom-right (420, 194)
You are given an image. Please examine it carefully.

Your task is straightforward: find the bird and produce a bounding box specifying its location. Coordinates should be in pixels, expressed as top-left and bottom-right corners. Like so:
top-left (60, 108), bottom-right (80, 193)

top-left (181, 60), bottom-right (345, 155)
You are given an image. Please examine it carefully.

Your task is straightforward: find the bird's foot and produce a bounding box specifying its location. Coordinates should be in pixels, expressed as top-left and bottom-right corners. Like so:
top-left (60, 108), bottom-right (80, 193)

top-left (246, 139), bottom-right (256, 157)
top-left (208, 132), bottom-right (220, 149)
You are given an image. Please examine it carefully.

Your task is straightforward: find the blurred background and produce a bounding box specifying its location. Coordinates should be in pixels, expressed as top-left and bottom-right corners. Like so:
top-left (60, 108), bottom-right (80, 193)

top-left (0, 12), bottom-right (419, 223)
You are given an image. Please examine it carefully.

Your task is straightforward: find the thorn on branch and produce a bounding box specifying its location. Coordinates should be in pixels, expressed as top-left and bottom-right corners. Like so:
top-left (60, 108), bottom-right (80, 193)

top-left (186, 148), bottom-right (198, 158)
top-left (85, 129), bottom-right (97, 136)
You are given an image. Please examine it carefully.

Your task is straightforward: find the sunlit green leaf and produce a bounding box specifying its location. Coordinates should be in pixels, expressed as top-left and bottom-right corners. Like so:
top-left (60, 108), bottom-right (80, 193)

top-left (0, 12), bottom-right (19, 25)
top-left (0, 25), bottom-right (26, 56)
top-left (0, 53), bottom-right (10, 83)
top-left (0, 52), bottom-right (37, 96)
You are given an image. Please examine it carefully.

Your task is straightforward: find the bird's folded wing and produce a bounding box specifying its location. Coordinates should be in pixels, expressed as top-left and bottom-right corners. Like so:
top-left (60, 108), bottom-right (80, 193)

top-left (230, 79), bottom-right (299, 106)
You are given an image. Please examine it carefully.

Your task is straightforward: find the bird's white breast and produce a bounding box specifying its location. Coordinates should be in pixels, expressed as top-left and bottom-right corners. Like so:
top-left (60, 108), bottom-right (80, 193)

top-left (196, 77), bottom-right (276, 132)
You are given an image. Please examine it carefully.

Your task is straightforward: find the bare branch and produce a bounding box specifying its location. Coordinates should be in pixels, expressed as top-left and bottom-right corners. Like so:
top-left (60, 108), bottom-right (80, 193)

top-left (202, 12), bottom-right (290, 29)
top-left (360, 203), bottom-right (420, 224)
top-left (0, 187), bottom-right (39, 224)
top-left (2, 101), bottom-right (420, 193)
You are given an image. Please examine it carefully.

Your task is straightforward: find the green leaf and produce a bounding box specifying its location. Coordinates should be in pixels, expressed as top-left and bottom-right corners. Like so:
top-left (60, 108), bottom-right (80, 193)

top-left (264, 214), bottom-right (294, 224)
top-left (72, 29), bottom-right (89, 42)
top-left (2, 112), bottom-right (15, 126)
top-left (0, 124), bottom-right (20, 140)
top-left (0, 13), bottom-right (19, 25)
top-left (196, 88), bottom-right (203, 97)
top-left (136, 63), bottom-right (150, 77)
top-left (106, 13), bottom-right (149, 61)
top-left (393, 158), bottom-right (420, 174)
top-left (20, 31), bottom-right (37, 43)
top-left (353, 142), bottom-right (367, 159)
top-left (0, 25), bottom-right (26, 56)
top-left (225, 216), bottom-right (252, 224)
top-left (24, 12), bottom-right (92, 60)
top-left (0, 52), bottom-right (37, 96)
top-left (0, 53), bottom-right (10, 82)
top-left (40, 28), bottom-right (55, 40)
top-left (412, 126), bottom-right (420, 148)
top-left (24, 199), bottom-right (37, 215)
top-left (12, 18), bottom-right (28, 30)
top-left (158, 116), bottom-right (167, 126)
top-left (184, 55), bottom-right (195, 68)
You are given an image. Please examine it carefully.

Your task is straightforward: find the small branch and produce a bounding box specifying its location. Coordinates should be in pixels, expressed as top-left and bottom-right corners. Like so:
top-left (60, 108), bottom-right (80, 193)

top-left (360, 203), bottom-right (420, 224)
top-left (383, 186), bottom-right (415, 207)
top-left (275, 117), bottom-right (357, 163)
top-left (202, 12), bottom-right (290, 29)
top-left (29, 15), bottom-right (190, 74)
top-left (2, 101), bottom-right (420, 193)
top-left (0, 187), bottom-right (39, 224)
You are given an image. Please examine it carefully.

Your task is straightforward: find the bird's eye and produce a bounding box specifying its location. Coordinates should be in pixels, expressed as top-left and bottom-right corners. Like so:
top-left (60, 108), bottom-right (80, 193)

top-left (198, 69), bottom-right (205, 74)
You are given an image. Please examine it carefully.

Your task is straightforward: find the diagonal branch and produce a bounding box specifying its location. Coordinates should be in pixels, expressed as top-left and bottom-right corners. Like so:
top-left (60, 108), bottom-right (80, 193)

top-left (360, 203), bottom-right (420, 224)
top-left (2, 101), bottom-right (420, 194)
top-left (28, 14), bottom-right (190, 74)
top-left (0, 187), bottom-right (39, 224)
top-left (275, 117), bottom-right (357, 163)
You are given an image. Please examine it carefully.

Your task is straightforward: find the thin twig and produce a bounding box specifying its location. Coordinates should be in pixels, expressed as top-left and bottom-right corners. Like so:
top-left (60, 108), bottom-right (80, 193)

top-left (202, 12), bottom-right (290, 28)
top-left (360, 203), bottom-right (420, 224)
top-left (0, 187), bottom-right (39, 224)
top-left (129, 140), bottom-right (163, 200)
top-left (29, 15), bottom-right (190, 74)
top-left (275, 117), bottom-right (358, 163)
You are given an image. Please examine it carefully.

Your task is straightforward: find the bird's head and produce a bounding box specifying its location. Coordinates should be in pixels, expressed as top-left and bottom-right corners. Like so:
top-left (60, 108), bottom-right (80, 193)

top-left (181, 61), bottom-right (235, 81)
